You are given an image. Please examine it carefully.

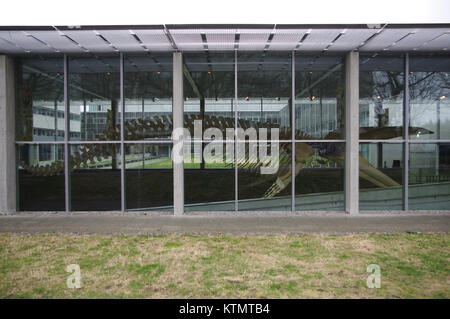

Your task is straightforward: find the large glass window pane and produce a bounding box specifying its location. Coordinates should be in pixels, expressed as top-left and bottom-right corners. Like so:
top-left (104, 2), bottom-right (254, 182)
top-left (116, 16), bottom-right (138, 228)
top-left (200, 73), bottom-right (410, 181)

top-left (409, 143), bottom-right (450, 209)
top-left (68, 55), bottom-right (120, 141)
top-left (409, 54), bottom-right (450, 140)
top-left (185, 141), bottom-right (235, 211)
top-left (124, 53), bottom-right (173, 140)
top-left (125, 143), bottom-right (173, 210)
top-left (17, 144), bottom-right (65, 211)
top-left (295, 142), bottom-right (344, 210)
top-left (238, 141), bottom-right (291, 211)
top-left (295, 54), bottom-right (345, 139)
top-left (237, 52), bottom-right (291, 140)
top-left (359, 54), bottom-right (404, 140)
top-left (182, 52), bottom-right (235, 211)
top-left (184, 52), bottom-right (235, 141)
top-left (70, 143), bottom-right (121, 210)
top-left (359, 143), bottom-right (403, 210)
top-left (15, 57), bottom-right (64, 141)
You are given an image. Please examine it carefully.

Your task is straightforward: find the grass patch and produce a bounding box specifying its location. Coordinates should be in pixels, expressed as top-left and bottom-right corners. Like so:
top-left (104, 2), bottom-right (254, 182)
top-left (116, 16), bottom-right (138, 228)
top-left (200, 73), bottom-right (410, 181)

top-left (0, 233), bottom-right (448, 298)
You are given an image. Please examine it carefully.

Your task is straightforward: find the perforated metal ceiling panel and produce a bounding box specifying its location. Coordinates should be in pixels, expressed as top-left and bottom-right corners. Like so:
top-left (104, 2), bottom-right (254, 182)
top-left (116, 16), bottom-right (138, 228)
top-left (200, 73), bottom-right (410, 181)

top-left (238, 29), bottom-right (272, 51)
top-left (0, 26), bottom-right (449, 55)
top-left (133, 29), bottom-right (172, 51)
top-left (27, 30), bottom-right (84, 53)
top-left (0, 31), bottom-right (53, 53)
top-left (0, 34), bottom-right (26, 54)
top-left (63, 30), bottom-right (115, 52)
top-left (204, 29), bottom-right (236, 51)
top-left (356, 28), bottom-right (448, 52)
top-left (98, 30), bottom-right (144, 52)
top-left (410, 29), bottom-right (450, 51)
top-left (269, 29), bottom-right (308, 50)
top-left (170, 29), bottom-right (204, 51)
top-left (328, 29), bottom-right (378, 51)
top-left (300, 29), bottom-right (342, 51)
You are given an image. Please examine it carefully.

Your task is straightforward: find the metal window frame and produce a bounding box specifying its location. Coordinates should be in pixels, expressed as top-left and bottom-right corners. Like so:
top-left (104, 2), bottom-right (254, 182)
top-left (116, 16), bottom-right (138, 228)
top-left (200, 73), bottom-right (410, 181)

top-left (16, 50), bottom-right (450, 214)
top-left (64, 54), bottom-right (70, 213)
top-left (403, 53), bottom-right (409, 211)
top-left (291, 51), bottom-right (296, 212)
top-left (120, 53), bottom-right (125, 212)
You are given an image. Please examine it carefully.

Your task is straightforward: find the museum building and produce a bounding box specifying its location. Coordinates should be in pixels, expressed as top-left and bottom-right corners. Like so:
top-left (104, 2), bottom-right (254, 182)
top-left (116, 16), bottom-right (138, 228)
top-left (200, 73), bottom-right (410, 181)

top-left (0, 24), bottom-right (449, 214)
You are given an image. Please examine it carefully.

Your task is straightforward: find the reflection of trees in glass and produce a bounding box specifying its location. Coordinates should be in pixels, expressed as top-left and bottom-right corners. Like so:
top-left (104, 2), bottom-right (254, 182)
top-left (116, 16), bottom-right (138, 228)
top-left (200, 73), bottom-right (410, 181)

top-left (360, 70), bottom-right (403, 128)
top-left (409, 71), bottom-right (449, 128)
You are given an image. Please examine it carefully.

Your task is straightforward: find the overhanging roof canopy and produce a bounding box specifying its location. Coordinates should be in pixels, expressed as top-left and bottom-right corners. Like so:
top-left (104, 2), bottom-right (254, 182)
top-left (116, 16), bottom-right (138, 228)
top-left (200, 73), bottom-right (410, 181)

top-left (0, 24), bottom-right (449, 55)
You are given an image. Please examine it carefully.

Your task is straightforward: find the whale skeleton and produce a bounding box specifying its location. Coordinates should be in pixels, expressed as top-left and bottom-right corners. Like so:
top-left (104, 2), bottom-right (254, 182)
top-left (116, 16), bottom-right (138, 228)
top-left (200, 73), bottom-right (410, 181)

top-left (20, 110), bottom-right (432, 198)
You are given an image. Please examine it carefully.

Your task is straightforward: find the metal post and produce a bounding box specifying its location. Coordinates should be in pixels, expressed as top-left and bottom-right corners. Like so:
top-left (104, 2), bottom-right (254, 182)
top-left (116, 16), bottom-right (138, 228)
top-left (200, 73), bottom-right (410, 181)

top-left (234, 49), bottom-right (238, 212)
top-left (345, 51), bottom-right (359, 214)
top-left (173, 52), bottom-right (184, 216)
top-left (291, 51), bottom-right (296, 212)
top-left (120, 53), bottom-right (126, 212)
top-left (142, 98), bottom-right (145, 168)
top-left (200, 97), bottom-right (205, 170)
top-left (64, 55), bottom-right (71, 212)
top-left (54, 100), bottom-right (58, 160)
top-left (436, 99), bottom-right (440, 177)
top-left (403, 53), bottom-right (409, 211)
top-left (83, 100), bottom-right (86, 140)
top-left (260, 98), bottom-right (263, 121)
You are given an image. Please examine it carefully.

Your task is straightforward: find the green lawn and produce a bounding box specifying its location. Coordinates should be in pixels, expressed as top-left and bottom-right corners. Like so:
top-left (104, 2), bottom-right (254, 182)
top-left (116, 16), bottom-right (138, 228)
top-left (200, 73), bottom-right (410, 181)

top-left (0, 233), bottom-right (448, 298)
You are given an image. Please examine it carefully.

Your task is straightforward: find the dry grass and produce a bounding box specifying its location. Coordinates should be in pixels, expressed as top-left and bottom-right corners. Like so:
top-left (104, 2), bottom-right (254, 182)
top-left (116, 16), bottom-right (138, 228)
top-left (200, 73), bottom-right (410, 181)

top-left (0, 233), bottom-right (448, 298)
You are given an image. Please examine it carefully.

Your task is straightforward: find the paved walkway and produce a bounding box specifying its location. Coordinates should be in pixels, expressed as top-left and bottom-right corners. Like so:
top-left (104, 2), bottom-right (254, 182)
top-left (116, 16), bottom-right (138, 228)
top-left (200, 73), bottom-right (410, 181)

top-left (0, 212), bottom-right (449, 235)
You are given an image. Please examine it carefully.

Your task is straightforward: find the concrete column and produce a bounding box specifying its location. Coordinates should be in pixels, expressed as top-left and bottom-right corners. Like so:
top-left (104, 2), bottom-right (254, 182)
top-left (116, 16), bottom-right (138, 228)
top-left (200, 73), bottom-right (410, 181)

top-left (0, 55), bottom-right (16, 214)
top-left (345, 51), bottom-right (359, 214)
top-left (173, 52), bottom-right (184, 216)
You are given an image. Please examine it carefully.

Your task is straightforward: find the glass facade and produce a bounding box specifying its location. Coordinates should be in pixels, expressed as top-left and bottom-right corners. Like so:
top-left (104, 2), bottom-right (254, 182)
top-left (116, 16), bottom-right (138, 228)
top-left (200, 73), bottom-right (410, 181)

top-left (183, 52), bottom-right (235, 210)
top-left (295, 54), bottom-right (345, 139)
top-left (409, 55), bottom-right (450, 140)
top-left (68, 55), bottom-right (120, 141)
top-left (295, 142), bottom-right (345, 210)
top-left (13, 51), bottom-right (450, 212)
top-left (407, 55), bottom-right (450, 210)
top-left (15, 57), bottom-right (65, 142)
top-left (359, 54), bottom-right (405, 210)
top-left (409, 143), bottom-right (450, 209)
top-left (125, 143), bottom-right (173, 210)
top-left (360, 54), bottom-right (404, 139)
top-left (238, 52), bottom-right (291, 136)
top-left (17, 144), bottom-right (65, 211)
top-left (69, 143), bottom-right (121, 211)
top-left (124, 53), bottom-right (173, 140)
top-left (236, 52), bottom-right (292, 210)
top-left (359, 143), bottom-right (403, 210)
